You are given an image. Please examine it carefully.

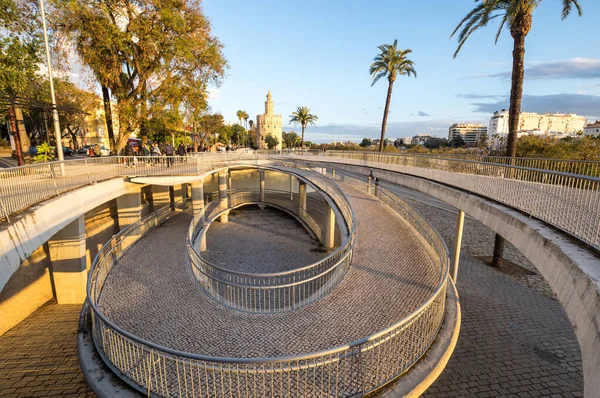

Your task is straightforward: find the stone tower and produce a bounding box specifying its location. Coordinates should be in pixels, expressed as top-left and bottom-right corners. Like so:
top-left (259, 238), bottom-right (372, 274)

top-left (256, 91), bottom-right (282, 149)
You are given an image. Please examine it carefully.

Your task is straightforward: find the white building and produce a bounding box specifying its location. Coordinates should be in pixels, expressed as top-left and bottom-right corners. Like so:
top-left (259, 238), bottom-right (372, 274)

top-left (256, 91), bottom-right (282, 150)
top-left (584, 121), bottom-right (600, 136)
top-left (448, 123), bottom-right (487, 146)
top-left (489, 110), bottom-right (587, 137)
top-left (411, 134), bottom-right (432, 146)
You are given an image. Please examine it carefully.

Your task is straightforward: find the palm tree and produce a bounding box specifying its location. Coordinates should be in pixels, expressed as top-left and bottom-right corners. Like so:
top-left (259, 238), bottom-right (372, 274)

top-left (453, 0), bottom-right (582, 268)
top-left (242, 111), bottom-right (249, 146)
top-left (370, 40), bottom-right (416, 153)
top-left (289, 107), bottom-right (318, 149)
top-left (236, 110), bottom-right (244, 147)
top-left (452, 0), bottom-right (582, 158)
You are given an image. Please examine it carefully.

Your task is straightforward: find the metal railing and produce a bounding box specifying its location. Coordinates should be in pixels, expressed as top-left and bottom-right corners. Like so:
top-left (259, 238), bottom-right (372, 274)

top-left (87, 166), bottom-right (449, 397)
top-left (0, 153), bottom-right (261, 222)
top-left (187, 168), bottom-right (356, 313)
top-left (293, 151), bottom-right (600, 251)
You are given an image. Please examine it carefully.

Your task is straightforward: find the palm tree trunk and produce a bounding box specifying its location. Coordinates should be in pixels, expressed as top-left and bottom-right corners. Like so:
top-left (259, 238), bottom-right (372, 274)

top-left (492, 30), bottom-right (526, 268)
top-left (506, 32), bottom-right (525, 158)
top-left (101, 85), bottom-right (115, 151)
top-left (301, 125), bottom-right (305, 149)
top-left (379, 80), bottom-right (394, 153)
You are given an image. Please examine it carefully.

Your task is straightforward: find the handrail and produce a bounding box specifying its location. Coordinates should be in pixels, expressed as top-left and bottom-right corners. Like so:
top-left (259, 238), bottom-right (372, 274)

top-left (292, 151), bottom-right (600, 251)
top-left (86, 165), bottom-right (450, 397)
top-left (186, 167), bottom-right (356, 312)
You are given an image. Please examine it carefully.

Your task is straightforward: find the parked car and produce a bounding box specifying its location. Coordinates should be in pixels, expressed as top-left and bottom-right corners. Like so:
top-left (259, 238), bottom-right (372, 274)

top-left (51, 146), bottom-right (75, 157)
top-left (78, 145), bottom-right (91, 154)
top-left (88, 145), bottom-right (111, 157)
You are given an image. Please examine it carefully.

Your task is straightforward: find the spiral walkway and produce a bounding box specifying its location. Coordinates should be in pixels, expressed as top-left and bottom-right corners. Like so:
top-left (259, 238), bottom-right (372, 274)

top-left (97, 178), bottom-right (441, 359)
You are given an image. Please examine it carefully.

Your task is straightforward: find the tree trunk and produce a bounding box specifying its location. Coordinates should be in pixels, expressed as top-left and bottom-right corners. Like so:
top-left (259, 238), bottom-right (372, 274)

top-left (102, 86), bottom-right (115, 151)
top-left (379, 79), bottom-right (394, 153)
top-left (193, 122), bottom-right (198, 152)
top-left (491, 233), bottom-right (505, 268)
top-left (8, 105), bottom-right (23, 166)
top-left (301, 124), bottom-right (305, 149)
top-left (493, 22), bottom-right (528, 267)
top-left (506, 32), bottom-right (526, 158)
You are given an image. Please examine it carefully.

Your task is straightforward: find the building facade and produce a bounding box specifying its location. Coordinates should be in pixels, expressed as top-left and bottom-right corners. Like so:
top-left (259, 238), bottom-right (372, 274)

top-left (411, 134), bottom-right (432, 146)
top-left (448, 123), bottom-right (487, 146)
top-left (584, 121), bottom-right (600, 136)
top-left (256, 91), bottom-right (282, 150)
top-left (489, 110), bottom-right (587, 137)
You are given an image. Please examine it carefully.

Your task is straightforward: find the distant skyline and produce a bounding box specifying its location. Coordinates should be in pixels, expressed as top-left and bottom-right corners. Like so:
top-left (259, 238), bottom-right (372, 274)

top-left (203, 0), bottom-right (600, 142)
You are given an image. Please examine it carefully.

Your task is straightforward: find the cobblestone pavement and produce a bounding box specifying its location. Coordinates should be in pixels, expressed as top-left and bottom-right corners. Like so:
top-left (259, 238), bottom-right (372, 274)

top-left (0, 300), bottom-right (94, 398)
top-left (423, 255), bottom-right (583, 398)
top-left (203, 205), bottom-right (326, 273)
top-left (98, 181), bottom-right (441, 358)
top-left (396, 184), bottom-right (555, 299)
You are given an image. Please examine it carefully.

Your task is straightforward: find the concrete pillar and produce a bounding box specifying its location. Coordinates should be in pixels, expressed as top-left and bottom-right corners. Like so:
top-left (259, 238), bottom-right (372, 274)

top-left (374, 179), bottom-right (380, 198)
top-left (323, 206), bottom-right (336, 249)
top-left (452, 210), bottom-right (465, 282)
top-left (169, 186), bottom-right (175, 210)
top-left (48, 216), bottom-right (87, 304)
top-left (200, 234), bottom-right (207, 252)
top-left (259, 169), bottom-right (266, 203)
top-left (191, 181), bottom-right (205, 222)
top-left (367, 175), bottom-right (372, 194)
top-left (298, 181), bottom-right (307, 216)
top-left (152, 185), bottom-right (170, 210)
top-left (219, 171), bottom-right (229, 223)
top-left (117, 186), bottom-right (142, 231)
top-left (289, 174), bottom-right (294, 200)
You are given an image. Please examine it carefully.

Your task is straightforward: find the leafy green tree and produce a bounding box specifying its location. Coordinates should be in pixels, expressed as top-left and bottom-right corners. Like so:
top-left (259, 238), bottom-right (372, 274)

top-left (198, 114), bottom-right (224, 149)
top-left (265, 134), bottom-right (279, 149)
top-left (369, 40), bottom-right (416, 153)
top-left (55, 80), bottom-right (100, 149)
top-left (453, 0), bottom-right (582, 268)
top-left (53, 0), bottom-right (227, 152)
top-left (282, 131), bottom-right (301, 149)
top-left (359, 138), bottom-right (372, 148)
top-left (452, 0), bottom-right (582, 158)
top-left (449, 135), bottom-right (466, 148)
top-left (289, 106), bottom-right (318, 149)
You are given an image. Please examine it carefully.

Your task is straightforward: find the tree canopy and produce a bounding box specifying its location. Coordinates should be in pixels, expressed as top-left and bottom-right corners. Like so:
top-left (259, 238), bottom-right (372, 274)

top-left (52, 0), bottom-right (227, 150)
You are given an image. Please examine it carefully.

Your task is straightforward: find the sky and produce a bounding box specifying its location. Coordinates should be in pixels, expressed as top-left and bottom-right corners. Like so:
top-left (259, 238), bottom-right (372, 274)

top-left (201, 0), bottom-right (600, 143)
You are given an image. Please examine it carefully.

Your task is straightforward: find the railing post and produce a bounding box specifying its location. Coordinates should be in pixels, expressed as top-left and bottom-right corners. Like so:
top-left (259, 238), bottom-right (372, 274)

top-left (85, 159), bottom-right (92, 185)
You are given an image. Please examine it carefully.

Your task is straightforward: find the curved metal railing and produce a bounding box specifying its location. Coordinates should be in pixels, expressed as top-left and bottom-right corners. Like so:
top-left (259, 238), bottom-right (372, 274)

top-left (87, 165), bottom-right (449, 397)
top-left (186, 168), bottom-right (356, 313)
top-left (293, 151), bottom-right (600, 251)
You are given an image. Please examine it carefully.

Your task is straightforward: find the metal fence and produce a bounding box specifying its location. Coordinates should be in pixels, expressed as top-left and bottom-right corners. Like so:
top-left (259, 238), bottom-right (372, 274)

top-left (87, 165), bottom-right (449, 397)
top-left (186, 167), bottom-right (356, 313)
top-left (294, 151), bottom-right (600, 251)
top-left (0, 153), bottom-right (262, 222)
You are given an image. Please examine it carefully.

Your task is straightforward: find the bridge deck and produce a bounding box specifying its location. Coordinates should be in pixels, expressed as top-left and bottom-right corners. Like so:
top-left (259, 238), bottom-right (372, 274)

top-left (97, 180), bottom-right (441, 358)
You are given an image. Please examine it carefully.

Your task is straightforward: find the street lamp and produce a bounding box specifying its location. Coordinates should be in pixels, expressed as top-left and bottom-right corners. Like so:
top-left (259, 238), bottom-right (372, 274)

top-left (39, 0), bottom-right (64, 165)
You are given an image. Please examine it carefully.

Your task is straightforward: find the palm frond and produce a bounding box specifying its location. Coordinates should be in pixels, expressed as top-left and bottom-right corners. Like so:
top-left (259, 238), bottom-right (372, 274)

top-left (562, 0), bottom-right (583, 19)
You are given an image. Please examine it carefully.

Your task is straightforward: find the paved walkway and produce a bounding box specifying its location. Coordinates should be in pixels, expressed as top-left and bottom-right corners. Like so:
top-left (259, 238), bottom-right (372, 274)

top-left (97, 181), bottom-right (440, 358)
top-left (423, 256), bottom-right (583, 398)
top-left (0, 300), bottom-right (94, 398)
top-left (203, 205), bottom-right (325, 273)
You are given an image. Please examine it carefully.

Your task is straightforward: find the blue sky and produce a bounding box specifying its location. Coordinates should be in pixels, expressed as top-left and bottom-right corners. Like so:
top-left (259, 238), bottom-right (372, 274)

top-left (202, 0), bottom-right (600, 142)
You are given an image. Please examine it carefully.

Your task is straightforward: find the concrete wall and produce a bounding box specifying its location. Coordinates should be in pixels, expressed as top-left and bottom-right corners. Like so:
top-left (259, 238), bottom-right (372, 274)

top-left (0, 244), bottom-right (53, 335)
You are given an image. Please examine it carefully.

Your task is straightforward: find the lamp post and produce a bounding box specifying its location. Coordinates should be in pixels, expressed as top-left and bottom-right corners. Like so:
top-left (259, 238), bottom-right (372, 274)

top-left (39, 0), bottom-right (65, 168)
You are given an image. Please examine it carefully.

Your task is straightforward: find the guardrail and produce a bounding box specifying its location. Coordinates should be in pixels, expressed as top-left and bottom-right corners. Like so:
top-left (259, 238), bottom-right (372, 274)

top-left (294, 151), bottom-right (600, 251)
top-left (0, 153), bottom-right (261, 222)
top-left (187, 167), bottom-right (356, 313)
top-left (87, 164), bottom-right (449, 397)
top-left (323, 151), bottom-right (600, 177)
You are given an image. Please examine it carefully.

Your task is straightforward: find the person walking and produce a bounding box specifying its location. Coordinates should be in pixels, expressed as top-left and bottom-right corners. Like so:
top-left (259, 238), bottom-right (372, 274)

top-left (177, 142), bottom-right (186, 163)
top-left (151, 143), bottom-right (161, 164)
top-left (124, 142), bottom-right (134, 166)
top-left (163, 142), bottom-right (174, 167)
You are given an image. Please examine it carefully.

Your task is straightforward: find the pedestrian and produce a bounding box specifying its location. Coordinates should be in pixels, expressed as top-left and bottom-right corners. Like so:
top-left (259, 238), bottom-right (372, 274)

top-left (151, 143), bottom-right (161, 164)
top-left (124, 142), bottom-right (134, 166)
top-left (163, 142), bottom-right (174, 167)
top-left (177, 142), bottom-right (186, 163)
